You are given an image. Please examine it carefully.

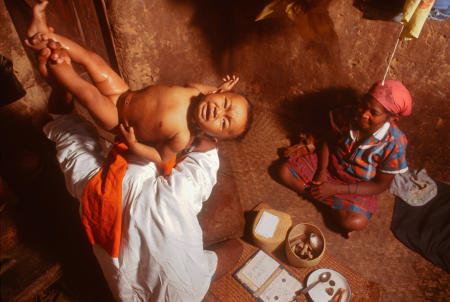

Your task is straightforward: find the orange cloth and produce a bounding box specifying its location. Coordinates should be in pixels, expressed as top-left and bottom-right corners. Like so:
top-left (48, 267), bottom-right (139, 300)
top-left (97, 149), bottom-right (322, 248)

top-left (158, 156), bottom-right (177, 177)
top-left (81, 141), bottom-right (128, 258)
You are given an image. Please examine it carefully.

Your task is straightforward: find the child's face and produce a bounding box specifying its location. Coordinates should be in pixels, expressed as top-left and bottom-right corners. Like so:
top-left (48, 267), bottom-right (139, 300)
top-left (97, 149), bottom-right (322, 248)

top-left (194, 92), bottom-right (248, 139)
top-left (357, 96), bottom-right (391, 133)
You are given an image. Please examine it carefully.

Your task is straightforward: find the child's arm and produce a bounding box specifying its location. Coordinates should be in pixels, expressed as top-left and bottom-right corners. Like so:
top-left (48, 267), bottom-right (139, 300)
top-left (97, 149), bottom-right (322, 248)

top-left (188, 75), bottom-right (239, 94)
top-left (119, 125), bottom-right (187, 163)
top-left (188, 83), bottom-right (219, 94)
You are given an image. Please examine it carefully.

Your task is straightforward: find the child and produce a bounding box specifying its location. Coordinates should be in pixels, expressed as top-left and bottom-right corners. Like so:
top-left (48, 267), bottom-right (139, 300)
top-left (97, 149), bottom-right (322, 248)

top-left (279, 80), bottom-right (412, 237)
top-left (26, 1), bottom-right (251, 164)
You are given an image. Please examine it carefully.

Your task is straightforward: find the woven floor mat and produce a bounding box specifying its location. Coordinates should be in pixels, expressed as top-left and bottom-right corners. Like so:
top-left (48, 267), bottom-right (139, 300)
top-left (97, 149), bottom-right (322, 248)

top-left (208, 240), bottom-right (382, 302)
top-left (211, 109), bottom-right (450, 302)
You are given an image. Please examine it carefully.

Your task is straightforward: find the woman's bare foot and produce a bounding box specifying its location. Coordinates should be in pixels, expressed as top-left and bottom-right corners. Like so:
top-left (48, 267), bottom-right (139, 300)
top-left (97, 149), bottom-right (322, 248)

top-left (27, 1), bottom-right (51, 38)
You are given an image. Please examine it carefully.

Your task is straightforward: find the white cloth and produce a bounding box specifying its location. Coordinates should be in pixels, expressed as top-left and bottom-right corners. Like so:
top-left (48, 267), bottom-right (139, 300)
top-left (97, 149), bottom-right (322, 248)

top-left (43, 114), bottom-right (219, 302)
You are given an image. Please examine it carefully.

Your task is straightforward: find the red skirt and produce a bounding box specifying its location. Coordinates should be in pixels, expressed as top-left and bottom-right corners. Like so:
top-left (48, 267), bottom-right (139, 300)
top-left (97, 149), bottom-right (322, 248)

top-left (287, 153), bottom-right (377, 219)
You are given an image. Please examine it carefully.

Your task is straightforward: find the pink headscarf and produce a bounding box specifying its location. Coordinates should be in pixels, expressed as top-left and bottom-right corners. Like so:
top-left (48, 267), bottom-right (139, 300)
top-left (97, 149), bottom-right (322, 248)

top-left (368, 80), bottom-right (412, 116)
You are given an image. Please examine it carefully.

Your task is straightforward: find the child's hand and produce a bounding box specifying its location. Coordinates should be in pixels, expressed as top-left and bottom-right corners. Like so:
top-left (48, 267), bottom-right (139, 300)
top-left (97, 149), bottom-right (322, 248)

top-left (119, 124), bottom-right (138, 151)
top-left (217, 74), bottom-right (239, 92)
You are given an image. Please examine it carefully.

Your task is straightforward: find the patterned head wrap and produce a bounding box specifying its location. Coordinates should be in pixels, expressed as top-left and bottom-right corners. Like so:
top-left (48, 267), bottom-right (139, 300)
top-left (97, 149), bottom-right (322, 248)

top-left (368, 80), bottom-right (412, 116)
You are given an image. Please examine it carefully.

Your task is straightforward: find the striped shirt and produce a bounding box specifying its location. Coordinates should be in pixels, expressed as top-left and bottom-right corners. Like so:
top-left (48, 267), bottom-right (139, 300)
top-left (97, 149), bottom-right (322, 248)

top-left (332, 122), bottom-right (408, 181)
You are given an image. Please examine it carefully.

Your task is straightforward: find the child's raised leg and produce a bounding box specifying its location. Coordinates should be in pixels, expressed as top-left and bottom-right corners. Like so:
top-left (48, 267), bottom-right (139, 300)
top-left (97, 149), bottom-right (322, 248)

top-left (44, 36), bottom-right (129, 100)
top-left (45, 44), bottom-right (120, 131)
top-left (37, 47), bottom-right (74, 114)
top-left (26, 1), bottom-right (52, 39)
top-left (26, 1), bottom-right (129, 102)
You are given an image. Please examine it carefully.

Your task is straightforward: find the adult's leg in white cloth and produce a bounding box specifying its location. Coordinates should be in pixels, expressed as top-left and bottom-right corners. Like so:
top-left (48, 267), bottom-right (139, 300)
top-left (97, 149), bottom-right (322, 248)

top-left (43, 113), bottom-right (104, 201)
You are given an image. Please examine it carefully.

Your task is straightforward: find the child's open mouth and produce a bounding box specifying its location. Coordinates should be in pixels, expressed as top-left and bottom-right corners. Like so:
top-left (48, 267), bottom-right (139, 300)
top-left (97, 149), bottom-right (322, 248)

top-left (202, 103), bottom-right (216, 121)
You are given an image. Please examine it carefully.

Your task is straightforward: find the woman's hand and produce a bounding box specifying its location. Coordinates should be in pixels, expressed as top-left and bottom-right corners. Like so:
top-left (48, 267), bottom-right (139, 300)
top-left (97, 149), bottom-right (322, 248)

top-left (310, 181), bottom-right (337, 200)
top-left (217, 74), bottom-right (239, 92)
top-left (312, 170), bottom-right (327, 184)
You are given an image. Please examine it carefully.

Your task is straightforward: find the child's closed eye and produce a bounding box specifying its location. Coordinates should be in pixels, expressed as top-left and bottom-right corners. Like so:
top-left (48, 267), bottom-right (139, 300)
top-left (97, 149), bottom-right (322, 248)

top-left (222, 118), bottom-right (227, 128)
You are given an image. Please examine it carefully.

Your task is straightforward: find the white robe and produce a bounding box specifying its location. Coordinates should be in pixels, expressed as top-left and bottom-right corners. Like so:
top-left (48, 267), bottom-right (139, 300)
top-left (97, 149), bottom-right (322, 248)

top-left (43, 114), bottom-right (219, 302)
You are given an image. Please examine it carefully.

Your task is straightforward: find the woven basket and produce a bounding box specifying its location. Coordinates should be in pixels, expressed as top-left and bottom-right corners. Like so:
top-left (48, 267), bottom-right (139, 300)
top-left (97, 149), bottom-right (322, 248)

top-left (285, 223), bottom-right (326, 268)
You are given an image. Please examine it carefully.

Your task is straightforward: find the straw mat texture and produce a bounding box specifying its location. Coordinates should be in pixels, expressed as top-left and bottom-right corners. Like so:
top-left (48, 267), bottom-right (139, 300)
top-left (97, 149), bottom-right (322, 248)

top-left (208, 239), bottom-right (382, 302)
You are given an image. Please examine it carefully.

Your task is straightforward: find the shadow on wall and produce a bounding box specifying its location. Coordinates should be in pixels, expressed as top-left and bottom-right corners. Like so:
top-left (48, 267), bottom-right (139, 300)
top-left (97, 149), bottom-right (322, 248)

top-left (276, 87), bottom-right (360, 143)
top-left (353, 0), bottom-right (405, 21)
top-left (0, 54), bottom-right (113, 302)
top-left (168, 0), bottom-right (281, 73)
top-left (169, 0), bottom-right (340, 74)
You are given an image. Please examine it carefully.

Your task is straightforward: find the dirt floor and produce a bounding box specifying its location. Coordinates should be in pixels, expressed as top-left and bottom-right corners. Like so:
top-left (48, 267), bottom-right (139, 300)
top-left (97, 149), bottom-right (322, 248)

top-left (1, 0), bottom-right (449, 301)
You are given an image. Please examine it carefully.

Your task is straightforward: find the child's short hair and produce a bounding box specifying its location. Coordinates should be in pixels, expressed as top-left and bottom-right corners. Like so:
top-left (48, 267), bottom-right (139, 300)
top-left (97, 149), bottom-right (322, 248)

top-left (233, 97), bottom-right (253, 141)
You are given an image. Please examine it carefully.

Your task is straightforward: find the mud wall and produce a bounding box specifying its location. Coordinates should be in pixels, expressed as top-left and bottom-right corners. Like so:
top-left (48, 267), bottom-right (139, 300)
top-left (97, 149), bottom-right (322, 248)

top-left (1, 0), bottom-right (449, 181)
top-left (106, 0), bottom-right (449, 181)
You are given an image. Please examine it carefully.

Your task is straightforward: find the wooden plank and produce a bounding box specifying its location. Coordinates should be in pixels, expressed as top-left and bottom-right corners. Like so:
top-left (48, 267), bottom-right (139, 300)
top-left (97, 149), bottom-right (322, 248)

top-left (13, 263), bottom-right (62, 302)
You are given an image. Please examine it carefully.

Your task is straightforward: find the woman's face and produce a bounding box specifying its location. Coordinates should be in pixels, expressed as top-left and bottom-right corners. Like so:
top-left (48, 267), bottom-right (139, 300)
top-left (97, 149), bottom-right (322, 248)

top-left (357, 96), bottom-right (392, 134)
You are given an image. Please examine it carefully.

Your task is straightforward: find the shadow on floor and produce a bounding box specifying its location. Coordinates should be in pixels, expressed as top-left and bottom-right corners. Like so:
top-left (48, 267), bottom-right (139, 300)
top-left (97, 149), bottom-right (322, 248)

top-left (169, 0), bottom-right (341, 74)
top-left (276, 86), bottom-right (360, 144)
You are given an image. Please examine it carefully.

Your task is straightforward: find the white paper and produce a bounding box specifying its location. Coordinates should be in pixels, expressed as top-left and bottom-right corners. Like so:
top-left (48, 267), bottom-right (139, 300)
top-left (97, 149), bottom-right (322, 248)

top-left (260, 269), bottom-right (302, 302)
top-left (255, 211), bottom-right (279, 238)
top-left (240, 250), bottom-right (279, 288)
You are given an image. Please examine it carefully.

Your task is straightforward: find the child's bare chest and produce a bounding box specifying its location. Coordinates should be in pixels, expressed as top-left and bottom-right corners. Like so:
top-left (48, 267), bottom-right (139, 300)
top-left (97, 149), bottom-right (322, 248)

top-left (121, 87), bottom-right (192, 143)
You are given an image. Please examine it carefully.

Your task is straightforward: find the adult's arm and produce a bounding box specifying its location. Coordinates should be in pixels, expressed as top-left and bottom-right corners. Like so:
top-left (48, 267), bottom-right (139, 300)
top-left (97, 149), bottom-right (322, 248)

top-left (43, 114), bottom-right (105, 200)
top-left (310, 171), bottom-right (395, 200)
top-left (312, 139), bottom-right (329, 183)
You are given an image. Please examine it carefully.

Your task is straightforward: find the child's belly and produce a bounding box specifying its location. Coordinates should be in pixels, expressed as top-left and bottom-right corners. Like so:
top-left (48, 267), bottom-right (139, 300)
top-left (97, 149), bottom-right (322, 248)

top-left (117, 86), bottom-right (190, 144)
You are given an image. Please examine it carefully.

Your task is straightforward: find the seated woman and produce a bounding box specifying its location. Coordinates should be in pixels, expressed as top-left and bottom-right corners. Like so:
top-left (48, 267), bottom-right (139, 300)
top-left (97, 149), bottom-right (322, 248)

top-left (279, 80), bottom-right (412, 237)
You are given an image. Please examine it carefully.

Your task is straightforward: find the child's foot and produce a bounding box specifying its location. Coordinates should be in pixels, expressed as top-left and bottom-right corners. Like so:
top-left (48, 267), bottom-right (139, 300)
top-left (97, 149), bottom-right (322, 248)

top-left (27, 1), bottom-right (51, 38)
top-left (25, 32), bottom-right (49, 50)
